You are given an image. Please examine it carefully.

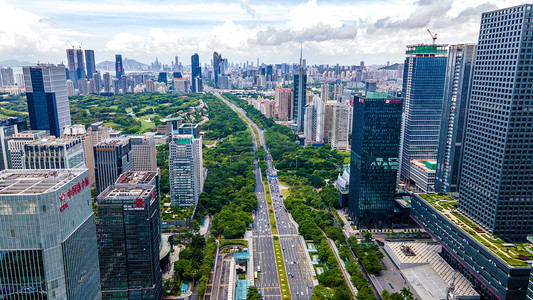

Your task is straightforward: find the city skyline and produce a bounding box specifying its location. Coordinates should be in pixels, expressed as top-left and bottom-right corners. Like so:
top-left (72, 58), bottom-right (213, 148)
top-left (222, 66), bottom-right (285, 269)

top-left (0, 0), bottom-right (530, 66)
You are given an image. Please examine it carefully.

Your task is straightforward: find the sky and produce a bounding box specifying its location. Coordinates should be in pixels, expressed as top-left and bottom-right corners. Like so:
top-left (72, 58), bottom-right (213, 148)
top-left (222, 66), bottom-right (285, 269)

top-left (0, 0), bottom-right (531, 66)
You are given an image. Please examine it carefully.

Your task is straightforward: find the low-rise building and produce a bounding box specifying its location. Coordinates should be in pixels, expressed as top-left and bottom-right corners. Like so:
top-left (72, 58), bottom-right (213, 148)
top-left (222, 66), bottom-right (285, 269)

top-left (410, 159), bottom-right (436, 193)
top-left (411, 193), bottom-right (533, 300)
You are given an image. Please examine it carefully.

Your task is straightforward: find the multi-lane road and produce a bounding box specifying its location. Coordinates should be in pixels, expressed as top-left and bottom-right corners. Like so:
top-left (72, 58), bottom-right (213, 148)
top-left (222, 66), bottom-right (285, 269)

top-left (215, 92), bottom-right (314, 299)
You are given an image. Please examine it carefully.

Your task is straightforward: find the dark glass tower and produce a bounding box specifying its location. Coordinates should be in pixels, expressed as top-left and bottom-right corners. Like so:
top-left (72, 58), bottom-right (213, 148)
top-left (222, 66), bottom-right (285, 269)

top-left (293, 51), bottom-right (307, 132)
top-left (459, 4), bottom-right (533, 242)
top-left (213, 51), bottom-right (222, 86)
top-left (435, 44), bottom-right (477, 193)
top-left (348, 92), bottom-right (402, 228)
top-left (97, 171), bottom-right (162, 299)
top-left (85, 49), bottom-right (96, 79)
top-left (398, 44), bottom-right (447, 185)
top-left (191, 53), bottom-right (202, 93)
top-left (24, 64), bottom-right (71, 137)
top-left (115, 54), bottom-right (124, 85)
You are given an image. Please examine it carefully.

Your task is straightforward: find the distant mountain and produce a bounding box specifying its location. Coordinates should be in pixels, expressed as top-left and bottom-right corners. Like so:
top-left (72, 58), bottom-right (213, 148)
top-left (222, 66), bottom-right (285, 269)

top-left (0, 59), bottom-right (34, 67)
top-left (379, 63), bottom-right (402, 70)
top-left (96, 58), bottom-right (148, 71)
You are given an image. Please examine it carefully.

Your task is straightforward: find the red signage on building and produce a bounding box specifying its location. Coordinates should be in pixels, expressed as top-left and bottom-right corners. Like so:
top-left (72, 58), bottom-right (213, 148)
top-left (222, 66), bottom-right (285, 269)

top-left (60, 176), bottom-right (90, 212)
top-left (134, 198), bottom-right (145, 208)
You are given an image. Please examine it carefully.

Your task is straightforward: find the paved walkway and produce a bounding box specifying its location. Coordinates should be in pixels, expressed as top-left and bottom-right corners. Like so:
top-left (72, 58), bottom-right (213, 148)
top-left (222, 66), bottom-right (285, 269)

top-left (326, 237), bottom-right (358, 297)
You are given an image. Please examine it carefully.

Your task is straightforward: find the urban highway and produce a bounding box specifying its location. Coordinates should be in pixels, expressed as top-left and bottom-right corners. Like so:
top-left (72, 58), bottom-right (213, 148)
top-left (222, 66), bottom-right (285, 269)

top-left (216, 92), bottom-right (314, 299)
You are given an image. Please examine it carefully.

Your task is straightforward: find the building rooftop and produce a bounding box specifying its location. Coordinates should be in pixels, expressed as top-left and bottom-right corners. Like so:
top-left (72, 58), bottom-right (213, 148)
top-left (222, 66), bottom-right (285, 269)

top-left (385, 241), bottom-right (478, 299)
top-left (0, 169), bottom-right (85, 195)
top-left (405, 44), bottom-right (448, 56)
top-left (171, 134), bottom-right (193, 144)
top-left (417, 193), bottom-right (533, 267)
top-left (96, 137), bottom-right (129, 147)
top-left (116, 171), bottom-right (157, 185)
top-left (160, 117), bottom-right (183, 122)
top-left (99, 185), bottom-right (153, 199)
top-left (26, 137), bottom-right (82, 147)
top-left (411, 159), bottom-right (436, 172)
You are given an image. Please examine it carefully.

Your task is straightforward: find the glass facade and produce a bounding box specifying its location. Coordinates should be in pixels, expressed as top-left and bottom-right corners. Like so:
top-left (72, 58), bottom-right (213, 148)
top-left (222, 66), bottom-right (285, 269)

top-left (293, 73), bottom-right (307, 132)
top-left (348, 93), bottom-right (402, 228)
top-left (459, 4), bottom-right (533, 241)
top-left (97, 176), bottom-right (162, 300)
top-left (435, 44), bottom-right (477, 193)
top-left (398, 46), bottom-right (447, 184)
top-left (0, 169), bottom-right (101, 299)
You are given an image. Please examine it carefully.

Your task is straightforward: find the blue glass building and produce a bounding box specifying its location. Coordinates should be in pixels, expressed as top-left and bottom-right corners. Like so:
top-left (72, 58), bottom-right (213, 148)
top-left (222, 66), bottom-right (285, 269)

top-left (398, 44), bottom-right (447, 186)
top-left (191, 53), bottom-right (202, 93)
top-left (24, 64), bottom-right (72, 137)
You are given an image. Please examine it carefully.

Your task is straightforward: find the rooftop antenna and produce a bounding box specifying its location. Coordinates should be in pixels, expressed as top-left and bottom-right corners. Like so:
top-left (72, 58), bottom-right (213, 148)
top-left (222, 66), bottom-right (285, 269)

top-left (427, 29), bottom-right (437, 45)
top-left (299, 42), bottom-right (303, 68)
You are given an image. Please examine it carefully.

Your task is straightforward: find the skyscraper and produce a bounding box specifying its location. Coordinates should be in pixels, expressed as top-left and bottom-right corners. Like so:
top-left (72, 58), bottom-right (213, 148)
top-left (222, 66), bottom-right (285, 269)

top-left (435, 44), bottom-right (477, 193)
top-left (349, 92), bottom-right (402, 228)
top-left (66, 48), bottom-right (79, 86)
top-left (0, 67), bottom-right (15, 87)
top-left (275, 87), bottom-right (293, 121)
top-left (293, 49), bottom-right (307, 132)
top-left (0, 169), bottom-right (101, 299)
top-left (330, 103), bottom-right (350, 150)
top-left (213, 51), bottom-right (222, 86)
top-left (115, 54), bottom-right (124, 83)
top-left (97, 171), bottom-right (162, 299)
top-left (191, 53), bottom-right (202, 93)
top-left (75, 48), bottom-right (86, 80)
top-left (24, 64), bottom-right (72, 137)
top-left (85, 49), bottom-right (96, 79)
top-left (94, 137), bottom-right (134, 193)
top-left (169, 134), bottom-right (203, 206)
top-left (459, 5), bottom-right (533, 242)
top-left (103, 72), bottom-right (111, 93)
top-left (397, 44), bottom-right (447, 185)
top-left (303, 95), bottom-right (324, 144)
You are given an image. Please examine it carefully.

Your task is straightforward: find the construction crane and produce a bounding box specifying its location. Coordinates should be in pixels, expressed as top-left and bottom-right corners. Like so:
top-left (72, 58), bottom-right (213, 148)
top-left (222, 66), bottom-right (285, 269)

top-left (427, 29), bottom-right (437, 45)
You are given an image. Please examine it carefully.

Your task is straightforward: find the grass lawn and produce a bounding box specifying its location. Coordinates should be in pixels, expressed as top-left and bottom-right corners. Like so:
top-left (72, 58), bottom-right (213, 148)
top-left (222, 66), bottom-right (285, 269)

top-left (273, 238), bottom-right (291, 300)
top-left (104, 122), bottom-right (120, 129)
top-left (203, 139), bottom-right (217, 146)
top-left (139, 115), bottom-right (156, 131)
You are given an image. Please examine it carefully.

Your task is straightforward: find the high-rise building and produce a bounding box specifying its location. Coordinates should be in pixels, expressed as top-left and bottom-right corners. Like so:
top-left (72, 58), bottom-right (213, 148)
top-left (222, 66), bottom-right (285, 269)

top-left (191, 53), bottom-right (202, 93)
top-left (94, 137), bottom-right (134, 193)
top-left (85, 49), bottom-right (96, 79)
top-left (0, 124), bottom-right (17, 171)
top-left (158, 72), bottom-right (167, 84)
top-left (321, 83), bottom-right (330, 102)
top-left (0, 67), bottom-right (15, 87)
top-left (63, 124), bottom-right (96, 186)
top-left (304, 95), bottom-right (324, 144)
top-left (348, 92), bottom-right (402, 228)
top-left (169, 134), bottom-right (203, 206)
top-left (103, 72), bottom-right (112, 93)
top-left (75, 48), bottom-right (86, 80)
top-left (459, 5), bottom-right (533, 242)
top-left (129, 133), bottom-right (157, 172)
top-left (7, 130), bottom-right (49, 169)
top-left (213, 52), bottom-right (222, 86)
top-left (121, 75), bottom-right (128, 93)
top-left (293, 52), bottom-right (307, 132)
top-left (66, 48), bottom-right (79, 86)
top-left (146, 79), bottom-right (155, 93)
top-left (115, 54), bottom-right (124, 83)
top-left (0, 116), bottom-right (27, 132)
top-left (435, 44), bottom-right (477, 193)
top-left (333, 83), bottom-right (344, 102)
top-left (113, 78), bottom-right (120, 94)
top-left (24, 64), bottom-right (72, 137)
top-left (0, 169), bottom-right (101, 299)
top-left (97, 171), bottom-right (162, 299)
top-left (397, 44), bottom-right (447, 185)
top-left (275, 87), bottom-right (293, 121)
top-left (330, 103), bottom-right (350, 150)
top-left (23, 136), bottom-right (85, 169)
top-left (88, 121), bottom-right (110, 146)
top-left (178, 123), bottom-right (200, 138)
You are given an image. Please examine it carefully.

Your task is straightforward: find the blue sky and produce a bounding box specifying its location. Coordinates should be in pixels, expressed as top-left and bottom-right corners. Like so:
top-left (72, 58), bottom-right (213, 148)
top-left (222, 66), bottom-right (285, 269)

top-left (0, 0), bottom-right (531, 66)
